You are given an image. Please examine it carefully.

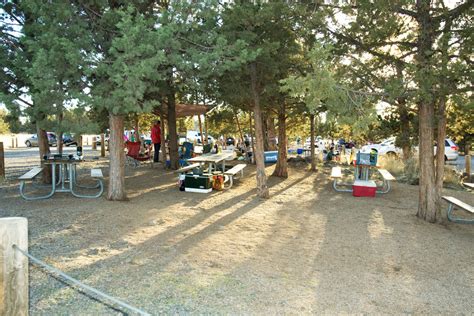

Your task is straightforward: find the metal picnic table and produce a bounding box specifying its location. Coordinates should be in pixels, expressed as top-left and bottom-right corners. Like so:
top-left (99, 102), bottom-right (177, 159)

top-left (187, 152), bottom-right (235, 174)
top-left (19, 154), bottom-right (103, 200)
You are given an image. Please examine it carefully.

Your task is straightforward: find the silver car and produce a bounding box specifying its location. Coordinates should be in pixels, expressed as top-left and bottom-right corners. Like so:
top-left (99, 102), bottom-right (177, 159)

top-left (25, 133), bottom-right (57, 147)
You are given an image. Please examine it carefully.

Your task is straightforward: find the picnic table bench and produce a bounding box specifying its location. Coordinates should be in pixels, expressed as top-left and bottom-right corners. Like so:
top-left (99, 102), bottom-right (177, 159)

top-left (224, 164), bottom-right (247, 189)
top-left (174, 163), bottom-right (201, 174)
top-left (377, 168), bottom-right (395, 194)
top-left (330, 166), bottom-right (352, 192)
top-left (19, 167), bottom-right (56, 200)
top-left (442, 196), bottom-right (474, 224)
top-left (463, 182), bottom-right (474, 189)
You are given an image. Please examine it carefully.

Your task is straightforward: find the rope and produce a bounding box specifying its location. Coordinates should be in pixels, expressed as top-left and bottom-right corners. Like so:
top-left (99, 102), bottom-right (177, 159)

top-left (12, 245), bottom-right (151, 316)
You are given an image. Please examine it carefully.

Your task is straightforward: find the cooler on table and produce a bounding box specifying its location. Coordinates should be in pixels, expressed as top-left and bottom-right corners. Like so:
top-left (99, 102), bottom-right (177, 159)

top-left (352, 180), bottom-right (377, 197)
top-left (184, 173), bottom-right (212, 193)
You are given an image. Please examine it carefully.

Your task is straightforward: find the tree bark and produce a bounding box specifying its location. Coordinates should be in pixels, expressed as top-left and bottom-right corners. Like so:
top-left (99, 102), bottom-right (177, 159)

top-left (37, 127), bottom-right (52, 184)
top-left (249, 62), bottom-right (269, 198)
top-left (134, 115), bottom-right (140, 141)
top-left (249, 113), bottom-right (255, 164)
top-left (57, 132), bottom-right (63, 154)
top-left (266, 115), bottom-right (278, 151)
top-left (107, 114), bottom-right (127, 201)
top-left (160, 117), bottom-right (167, 166)
top-left (415, 1), bottom-right (438, 222)
top-left (198, 114), bottom-right (204, 144)
top-left (310, 114), bottom-right (316, 171)
top-left (100, 133), bottom-right (106, 157)
top-left (272, 103), bottom-right (288, 178)
top-left (167, 89), bottom-right (179, 170)
top-left (435, 97), bottom-right (447, 221)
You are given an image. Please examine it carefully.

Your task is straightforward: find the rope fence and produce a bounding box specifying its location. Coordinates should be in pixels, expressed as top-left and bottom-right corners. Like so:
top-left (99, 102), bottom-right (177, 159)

top-left (12, 244), bottom-right (150, 316)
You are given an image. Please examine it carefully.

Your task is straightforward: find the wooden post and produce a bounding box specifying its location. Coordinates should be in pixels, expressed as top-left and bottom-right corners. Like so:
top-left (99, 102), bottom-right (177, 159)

top-left (11, 138), bottom-right (14, 149)
top-left (92, 137), bottom-right (97, 150)
top-left (0, 217), bottom-right (29, 316)
top-left (198, 115), bottom-right (204, 145)
top-left (15, 138), bottom-right (18, 148)
top-left (466, 154), bottom-right (471, 182)
top-left (310, 114), bottom-right (316, 171)
top-left (204, 114), bottom-right (209, 145)
top-left (100, 134), bottom-right (105, 157)
top-left (0, 142), bottom-right (4, 179)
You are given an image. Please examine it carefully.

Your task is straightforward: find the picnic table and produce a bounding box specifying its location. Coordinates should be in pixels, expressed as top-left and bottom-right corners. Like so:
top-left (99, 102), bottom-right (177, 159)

top-left (187, 152), bottom-right (235, 174)
top-left (19, 154), bottom-right (103, 200)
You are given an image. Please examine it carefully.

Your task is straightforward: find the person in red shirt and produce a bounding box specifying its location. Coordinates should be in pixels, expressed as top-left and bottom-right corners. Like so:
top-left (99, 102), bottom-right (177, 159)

top-left (151, 120), bottom-right (161, 162)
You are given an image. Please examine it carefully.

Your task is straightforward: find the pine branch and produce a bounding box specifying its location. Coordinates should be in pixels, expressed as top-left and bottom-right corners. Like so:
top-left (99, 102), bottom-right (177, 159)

top-left (433, 0), bottom-right (474, 23)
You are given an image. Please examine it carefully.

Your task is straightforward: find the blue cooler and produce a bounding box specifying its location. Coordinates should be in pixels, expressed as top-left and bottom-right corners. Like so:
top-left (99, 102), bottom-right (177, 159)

top-left (264, 151), bottom-right (278, 163)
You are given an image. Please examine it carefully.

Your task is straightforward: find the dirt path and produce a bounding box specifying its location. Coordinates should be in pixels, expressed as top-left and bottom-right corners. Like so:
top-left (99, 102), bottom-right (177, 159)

top-left (0, 163), bottom-right (473, 314)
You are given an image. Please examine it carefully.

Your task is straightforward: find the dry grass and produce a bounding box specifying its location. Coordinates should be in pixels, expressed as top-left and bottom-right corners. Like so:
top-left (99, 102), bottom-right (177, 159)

top-left (378, 155), bottom-right (463, 189)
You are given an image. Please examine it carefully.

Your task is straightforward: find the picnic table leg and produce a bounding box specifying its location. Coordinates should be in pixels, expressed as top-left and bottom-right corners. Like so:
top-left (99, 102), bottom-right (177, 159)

top-left (332, 179), bottom-right (353, 192)
top-left (224, 175), bottom-right (233, 189)
top-left (20, 164), bottom-right (56, 200)
top-left (72, 163), bottom-right (100, 189)
top-left (69, 165), bottom-right (103, 198)
top-left (376, 180), bottom-right (391, 194)
top-left (446, 203), bottom-right (474, 224)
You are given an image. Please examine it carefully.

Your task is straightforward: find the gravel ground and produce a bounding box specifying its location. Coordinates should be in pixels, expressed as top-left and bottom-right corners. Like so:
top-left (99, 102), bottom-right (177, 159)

top-left (0, 160), bottom-right (473, 315)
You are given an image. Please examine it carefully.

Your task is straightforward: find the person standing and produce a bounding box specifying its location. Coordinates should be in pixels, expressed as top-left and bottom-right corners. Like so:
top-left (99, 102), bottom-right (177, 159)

top-left (151, 120), bottom-right (161, 162)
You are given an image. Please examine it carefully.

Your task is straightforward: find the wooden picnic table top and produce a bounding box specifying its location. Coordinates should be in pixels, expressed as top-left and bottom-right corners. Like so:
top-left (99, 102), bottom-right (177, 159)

top-left (187, 152), bottom-right (234, 163)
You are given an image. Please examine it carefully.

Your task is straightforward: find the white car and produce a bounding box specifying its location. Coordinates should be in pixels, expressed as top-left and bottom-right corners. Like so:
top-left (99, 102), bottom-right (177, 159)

top-left (304, 136), bottom-right (325, 149)
top-left (186, 131), bottom-right (215, 144)
top-left (361, 137), bottom-right (459, 161)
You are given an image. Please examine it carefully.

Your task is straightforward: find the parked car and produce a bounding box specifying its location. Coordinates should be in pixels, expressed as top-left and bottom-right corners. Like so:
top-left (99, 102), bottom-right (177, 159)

top-left (63, 134), bottom-right (77, 147)
top-left (361, 137), bottom-right (459, 161)
top-left (304, 136), bottom-right (325, 149)
top-left (25, 133), bottom-right (57, 147)
top-left (95, 135), bottom-right (110, 146)
top-left (186, 130), bottom-right (215, 144)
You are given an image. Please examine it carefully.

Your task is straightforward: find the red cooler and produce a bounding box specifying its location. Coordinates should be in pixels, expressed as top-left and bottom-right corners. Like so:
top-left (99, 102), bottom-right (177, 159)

top-left (352, 180), bottom-right (377, 197)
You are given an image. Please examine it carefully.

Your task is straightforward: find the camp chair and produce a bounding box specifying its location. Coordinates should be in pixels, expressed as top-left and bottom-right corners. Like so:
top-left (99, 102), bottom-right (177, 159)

top-left (125, 141), bottom-right (152, 167)
top-left (181, 142), bottom-right (194, 159)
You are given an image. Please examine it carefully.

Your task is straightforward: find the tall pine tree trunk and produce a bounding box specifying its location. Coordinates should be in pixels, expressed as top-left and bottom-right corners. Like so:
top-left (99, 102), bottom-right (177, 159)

top-left (160, 117), bottom-right (166, 165)
top-left (57, 132), bottom-right (63, 155)
top-left (167, 88), bottom-right (179, 170)
top-left (266, 115), bottom-right (278, 151)
top-left (310, 114), bottom-right (316, 171)
top-left (249, 113), bottom-right (255, 164)
top-left (398, 101), bottom-right (412, 161)
top-left (107, 114), bottom-right (127, 201)
top-left (250, 62), bottom-right (269, 198)
top-left (415, 1), bottom-right (438, 222)
top-left (272, 103), bottom-right (288, 178)
top-left (37, 126), bottom-right (52, 184)
top-left (435, 97), bottom-right (447, 221)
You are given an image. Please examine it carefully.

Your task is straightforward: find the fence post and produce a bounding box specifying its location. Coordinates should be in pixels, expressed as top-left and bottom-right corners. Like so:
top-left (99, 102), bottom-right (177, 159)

top-left (92, 137), bottom-right (97, 150)
top-left (10, 138), bottom-right (14, 149)
top-left (0, 142), bottom-right (4, 179)
top-left (0, 217), bottom-right (28, 316)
